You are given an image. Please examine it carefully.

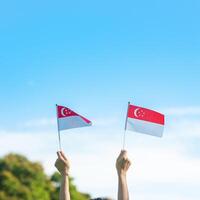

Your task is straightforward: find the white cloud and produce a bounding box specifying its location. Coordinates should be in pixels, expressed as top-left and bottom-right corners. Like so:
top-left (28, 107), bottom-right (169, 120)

top-left (167, 118), bottom-right (200, 139)
top-left (92, 117), bottom-right (120, 127)
top-left (0, 113), bottom-right (200, 199)
top-left (162, 106), bottom-right (200, 116)
top-left (23, 118), bottom-right (56, 128)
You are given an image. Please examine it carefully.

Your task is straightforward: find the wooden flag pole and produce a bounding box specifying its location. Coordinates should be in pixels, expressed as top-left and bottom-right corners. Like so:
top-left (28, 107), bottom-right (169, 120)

top-left (122, 101), bottom-right (130, 150)
top-left (56, 104), bottom-right (62, 151)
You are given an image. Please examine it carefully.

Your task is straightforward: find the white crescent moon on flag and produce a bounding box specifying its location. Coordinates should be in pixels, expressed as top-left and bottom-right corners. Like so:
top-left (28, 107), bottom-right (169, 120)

top-left (61, 108), bottom-right (67, 116)
top-left (134, 108), bottom-right (140, 118)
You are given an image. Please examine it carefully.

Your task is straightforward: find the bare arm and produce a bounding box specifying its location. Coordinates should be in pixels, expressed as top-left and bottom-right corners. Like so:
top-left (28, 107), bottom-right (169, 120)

top-left (55, 151), bottom-right (70, 200)
top-left (116, 150), bottom-right (131, 200)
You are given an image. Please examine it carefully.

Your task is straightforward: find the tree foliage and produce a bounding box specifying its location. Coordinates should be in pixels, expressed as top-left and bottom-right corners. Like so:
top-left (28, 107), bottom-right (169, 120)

top-left (0, 153), bottom-right (90, 200)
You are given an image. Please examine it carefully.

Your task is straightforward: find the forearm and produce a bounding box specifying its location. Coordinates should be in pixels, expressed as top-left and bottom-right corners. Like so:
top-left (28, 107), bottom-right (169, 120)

top-left (60, 175), bottom-right (70, 200)
top-left (118, 174), bottom-right (129, 200)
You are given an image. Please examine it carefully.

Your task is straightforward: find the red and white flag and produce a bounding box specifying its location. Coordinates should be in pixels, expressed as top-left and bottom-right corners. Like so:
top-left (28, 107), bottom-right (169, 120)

top-left (56, 105), bottom-right (92, 131)
top-left (126, 104), bottom-right (165, 137)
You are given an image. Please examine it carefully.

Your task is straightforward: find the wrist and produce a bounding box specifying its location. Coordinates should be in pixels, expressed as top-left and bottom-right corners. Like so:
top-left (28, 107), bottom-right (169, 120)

top-left (61, 174), bottom-right (69, 184)
top-left (117, 171), bottom-right (127, 178)
top-left (60, 171), bottom-right (69, 177)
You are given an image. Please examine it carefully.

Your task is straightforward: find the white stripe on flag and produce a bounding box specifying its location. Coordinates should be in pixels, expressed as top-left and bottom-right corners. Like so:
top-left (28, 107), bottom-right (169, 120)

top-left (58, 116), bottom-right (91, 131)
top-left (127, 117), bottom-right (164, 137)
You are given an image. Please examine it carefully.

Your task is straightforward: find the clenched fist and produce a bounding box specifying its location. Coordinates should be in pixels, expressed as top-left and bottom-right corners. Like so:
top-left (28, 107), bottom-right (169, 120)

top-left (116, 150), bottom-right (131, 176)
top-left (55, 151), bottom-right (70, 176)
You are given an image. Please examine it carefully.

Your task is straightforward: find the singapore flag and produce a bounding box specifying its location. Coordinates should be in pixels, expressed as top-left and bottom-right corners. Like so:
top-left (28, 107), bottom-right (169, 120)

top-left (56, 105), bottom-right (92, 131)
top-left (126, 104), bottom-right (165, 137)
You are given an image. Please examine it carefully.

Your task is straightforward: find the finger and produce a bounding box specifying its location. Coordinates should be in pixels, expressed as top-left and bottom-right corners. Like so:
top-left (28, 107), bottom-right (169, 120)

top-left (57, 152), bottom-right (65, 162)
top-left (127, 160), bottom-right (131, 167)
top-left (124, 160), bottom-right (130, 168)
top-left (60, 151), bottom-right (68, 161)
top-left (120, 151), bottom-right (127, 159)
top-left (57, 152), bottom-right (64, 160)
top-left (125, 158), bottom-right (131, 163)
top-left (121, 150), bottom-right (127, 154)
top-left (59, 152), bottom-right (68, 162)
top-left (118, 150), bottom-right (127, 158)
top-left (122, 157), bottom-right (127, 162)
top-left (126, 159), bottom-right (131, 168)
top-left (57, 151), bottom-right (62, 158)
top-left (59, 153), bottom-right (68, 165)
top-left (121, 150), bottom-right (127, 155)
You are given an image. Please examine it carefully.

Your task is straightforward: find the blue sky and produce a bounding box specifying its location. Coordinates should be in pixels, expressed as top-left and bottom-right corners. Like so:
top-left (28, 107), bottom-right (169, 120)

top-left (0, 0), bottom-right (200, 199)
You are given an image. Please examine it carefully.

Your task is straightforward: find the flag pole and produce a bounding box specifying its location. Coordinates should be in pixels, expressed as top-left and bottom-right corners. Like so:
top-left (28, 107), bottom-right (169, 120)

top-left (122, 101), bottom-right (130, 150)
top-left (56, 104), bottom-right (62, 151)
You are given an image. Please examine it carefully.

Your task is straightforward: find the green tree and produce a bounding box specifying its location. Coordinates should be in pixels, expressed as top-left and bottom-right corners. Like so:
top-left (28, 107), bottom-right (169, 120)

top-left (0, 153), bottom-right (90, 200)
top-left (51, 172), bottom-right (90, 200)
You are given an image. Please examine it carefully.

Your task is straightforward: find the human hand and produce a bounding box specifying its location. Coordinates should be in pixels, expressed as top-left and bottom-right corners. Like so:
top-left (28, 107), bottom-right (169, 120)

top-left (55, 151), bottom-right (70, 176)
top-left (116, 150), bottom-right (131, 176)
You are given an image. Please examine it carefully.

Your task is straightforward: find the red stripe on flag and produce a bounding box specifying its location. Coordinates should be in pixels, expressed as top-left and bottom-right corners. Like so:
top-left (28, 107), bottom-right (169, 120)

top-left (57, 105), bottom-right (91, 124)
top-left (128, 104), bottom-right (164, 125)
top-left (57, 105), bottom-right (78, 118)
